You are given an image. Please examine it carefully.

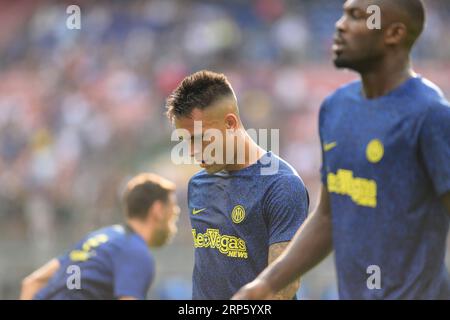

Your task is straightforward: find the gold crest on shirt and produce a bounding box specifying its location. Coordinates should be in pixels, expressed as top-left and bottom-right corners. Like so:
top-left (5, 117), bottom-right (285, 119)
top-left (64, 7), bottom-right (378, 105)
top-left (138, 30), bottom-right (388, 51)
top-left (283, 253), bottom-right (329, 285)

top-left (231, 205), bottom-right (246, 224)
top-left (366, 139), bottom-right (384, 163)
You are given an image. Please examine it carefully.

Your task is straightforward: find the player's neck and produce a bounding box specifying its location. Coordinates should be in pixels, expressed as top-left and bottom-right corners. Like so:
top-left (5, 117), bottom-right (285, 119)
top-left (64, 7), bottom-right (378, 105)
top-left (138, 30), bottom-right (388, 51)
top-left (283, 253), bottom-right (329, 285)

top-left (224, 132), bottom-right (266, 172)
top-left (126, 219), bottom-right (153, 246)
top-left (360, 55), bottom-right (414, 99)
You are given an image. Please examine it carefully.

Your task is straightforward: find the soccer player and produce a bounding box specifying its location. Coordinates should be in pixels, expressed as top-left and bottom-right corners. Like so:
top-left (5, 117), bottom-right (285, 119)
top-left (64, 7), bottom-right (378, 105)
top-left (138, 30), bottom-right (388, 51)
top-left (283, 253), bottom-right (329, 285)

top-left (166, 70), bottom-right (309, 299)
top-left (233, 0), bottom-right (450, 300)
top-left (20, 173), bottom-right (179, 300)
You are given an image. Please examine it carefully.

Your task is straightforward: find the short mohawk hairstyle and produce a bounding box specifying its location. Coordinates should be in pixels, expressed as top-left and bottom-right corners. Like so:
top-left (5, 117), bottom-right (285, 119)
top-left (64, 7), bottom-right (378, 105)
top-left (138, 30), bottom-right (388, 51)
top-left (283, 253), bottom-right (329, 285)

top-left (166, 70), bottom-right (235, 121)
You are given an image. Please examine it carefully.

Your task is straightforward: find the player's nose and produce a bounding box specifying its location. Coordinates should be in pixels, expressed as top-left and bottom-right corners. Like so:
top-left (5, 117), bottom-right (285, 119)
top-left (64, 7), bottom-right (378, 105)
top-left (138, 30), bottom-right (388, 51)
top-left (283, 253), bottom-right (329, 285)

top-left (335, 15), bottom-right (347, 32)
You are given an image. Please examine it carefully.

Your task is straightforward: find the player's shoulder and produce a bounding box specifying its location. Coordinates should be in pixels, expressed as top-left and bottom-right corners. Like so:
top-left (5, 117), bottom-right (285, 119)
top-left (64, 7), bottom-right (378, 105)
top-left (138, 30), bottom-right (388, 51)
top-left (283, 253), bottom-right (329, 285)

top-left (404, 77), bottom-right (450, 127)
top-left (101, 225), bottom-right (147, 252)
top-left (269, 153), bottom-right (298, 175)
top-left (418, 79), bottom-right (450, 125)
top-left (412, 77), bottom-right (450, 109)
top-left (79, 224), bottom-right (125, 245)
top-left (265, 153), bottom-right (306, 187)
top-left (120, 227), bottom-right (148, 248)
top-left (262, 154), bottom-right (309, 209)
top-left (98, 224), bottom-right (126, 235)
top-left (115, 229), bottom-right (153, 262)
top-left (320, 80), bottom-right (361, 110)
top-left (188, 169), bottom-right (209, 187)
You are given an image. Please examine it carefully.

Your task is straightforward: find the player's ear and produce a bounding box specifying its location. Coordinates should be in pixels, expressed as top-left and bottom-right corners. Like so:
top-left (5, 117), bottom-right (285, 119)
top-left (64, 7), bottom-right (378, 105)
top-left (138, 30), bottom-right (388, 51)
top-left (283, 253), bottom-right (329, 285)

top-left (147, 200), bottom-right (164, 222)
top-left (224, 113), bottom-right (239, 130)
top-left (384, 22), bottom-right (407, 46)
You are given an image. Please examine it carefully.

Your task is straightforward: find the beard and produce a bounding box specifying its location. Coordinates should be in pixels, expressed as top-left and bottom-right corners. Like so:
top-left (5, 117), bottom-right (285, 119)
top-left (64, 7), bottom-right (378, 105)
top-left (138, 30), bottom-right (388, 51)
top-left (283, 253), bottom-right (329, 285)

top-left (153, 225), bottom-right (176, 247)
top-left (333, 53), bottom-right (365, 71)
top-left (333, 48), bottom-right (384, 74)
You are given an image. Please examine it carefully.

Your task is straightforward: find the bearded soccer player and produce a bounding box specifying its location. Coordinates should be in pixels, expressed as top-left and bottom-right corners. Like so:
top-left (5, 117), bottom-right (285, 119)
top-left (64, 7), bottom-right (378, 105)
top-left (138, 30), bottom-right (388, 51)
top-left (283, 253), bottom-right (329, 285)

top-left (166, 70), bottom-right (309, 299)
top-left (20, 173), bottom-right (179, 300)
top-left (234, 0), bottom-right (450, 300)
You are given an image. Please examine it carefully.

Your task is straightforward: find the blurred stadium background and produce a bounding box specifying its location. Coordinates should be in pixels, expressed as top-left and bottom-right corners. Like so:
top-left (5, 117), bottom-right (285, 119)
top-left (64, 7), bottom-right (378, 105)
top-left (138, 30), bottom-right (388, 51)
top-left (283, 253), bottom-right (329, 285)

top-left (0, 0), bottom-right (449, 299)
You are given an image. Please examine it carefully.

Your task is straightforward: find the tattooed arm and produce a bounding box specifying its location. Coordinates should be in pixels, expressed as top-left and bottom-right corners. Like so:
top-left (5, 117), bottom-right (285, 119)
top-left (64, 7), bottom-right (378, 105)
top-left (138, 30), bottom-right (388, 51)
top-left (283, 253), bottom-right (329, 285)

top-left (267, 241), bottom-right (300, 300)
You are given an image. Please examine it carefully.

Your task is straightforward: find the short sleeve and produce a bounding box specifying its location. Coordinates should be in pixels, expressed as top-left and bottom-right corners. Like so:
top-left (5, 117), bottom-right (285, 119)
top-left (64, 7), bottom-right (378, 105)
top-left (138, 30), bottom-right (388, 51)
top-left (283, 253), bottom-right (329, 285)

top-left (419, 104), bottom-right (450, 196)
top-left (112, 241), bottom-right (154, 299)
top-left (319, 98), bottom-right (330, 185)
top-left (264, 175), bottom-right (309, 245)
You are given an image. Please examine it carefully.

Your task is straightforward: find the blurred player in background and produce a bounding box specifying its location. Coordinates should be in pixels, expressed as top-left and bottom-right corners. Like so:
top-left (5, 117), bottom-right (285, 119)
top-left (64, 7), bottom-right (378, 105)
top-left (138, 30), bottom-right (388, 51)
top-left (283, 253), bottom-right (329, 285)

top-left (234, 0), bottom-right (450, 299)
top-left (166, 70), bottom-right (309, 299)
top-left (20, 173), bottom-right (179, 300)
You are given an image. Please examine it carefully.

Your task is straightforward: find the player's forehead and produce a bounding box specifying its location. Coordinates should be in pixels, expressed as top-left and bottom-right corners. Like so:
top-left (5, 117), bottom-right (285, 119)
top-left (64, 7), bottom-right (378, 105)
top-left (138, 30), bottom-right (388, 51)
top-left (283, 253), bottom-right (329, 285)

top-left (174, 109), bottom-right (200, 131)
top-left (343, 0), bottom-right (372, 11)
top-left (174, 108), bottom-right (218, 133)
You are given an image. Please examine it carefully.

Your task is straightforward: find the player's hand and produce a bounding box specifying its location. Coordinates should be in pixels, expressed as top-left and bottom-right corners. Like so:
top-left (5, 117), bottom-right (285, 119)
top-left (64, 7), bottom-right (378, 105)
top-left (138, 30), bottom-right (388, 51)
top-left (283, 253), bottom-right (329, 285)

top-left (231, 278), bottom-right (274, 300)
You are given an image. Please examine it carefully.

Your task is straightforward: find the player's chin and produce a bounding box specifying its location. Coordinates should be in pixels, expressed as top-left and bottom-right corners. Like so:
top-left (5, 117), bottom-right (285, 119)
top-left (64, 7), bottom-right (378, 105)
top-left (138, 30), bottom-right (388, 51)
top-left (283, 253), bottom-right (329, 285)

top-left (156, 231), bottom-right (175, 247)
top-left (333, 49), bottom-right (349, 66)
top-left (333, 55), bottom-right (350, 69)
top-left (333, 51), bottom-right (364, 71)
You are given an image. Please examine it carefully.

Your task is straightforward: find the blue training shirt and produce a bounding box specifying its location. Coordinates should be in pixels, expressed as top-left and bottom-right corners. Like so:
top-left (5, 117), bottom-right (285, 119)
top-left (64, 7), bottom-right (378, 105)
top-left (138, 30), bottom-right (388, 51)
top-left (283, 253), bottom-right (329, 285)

top-left (319, 76), bottom-right (450, 299)
top-left (188, 152), bottom-right (309, 299)
top-left (34, 224), bottom-right (154, 300)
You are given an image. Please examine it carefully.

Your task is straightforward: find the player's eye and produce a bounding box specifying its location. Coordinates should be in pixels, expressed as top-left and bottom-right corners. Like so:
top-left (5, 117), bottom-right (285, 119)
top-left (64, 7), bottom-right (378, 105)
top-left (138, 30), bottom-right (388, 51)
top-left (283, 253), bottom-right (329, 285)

top-left (349, 9), bottom-right (364, 20)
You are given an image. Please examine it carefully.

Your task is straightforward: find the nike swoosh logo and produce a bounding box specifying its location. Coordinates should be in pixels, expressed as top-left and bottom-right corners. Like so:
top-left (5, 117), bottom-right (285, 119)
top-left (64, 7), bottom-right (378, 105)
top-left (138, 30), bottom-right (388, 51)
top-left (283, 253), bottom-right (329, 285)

top-left (323, 141), bottom-right (337, 152)
top-left (192, 208), bottom-right (206, 215)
